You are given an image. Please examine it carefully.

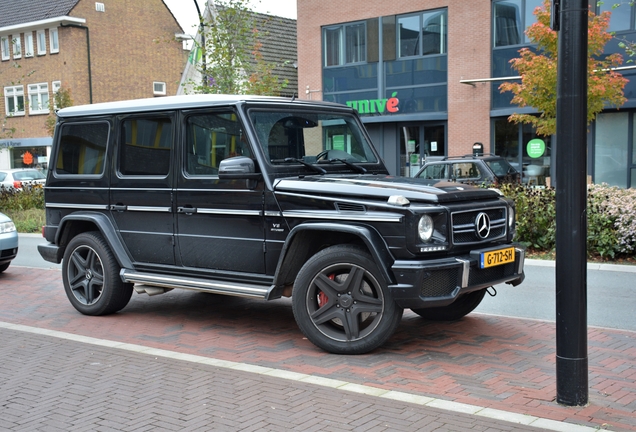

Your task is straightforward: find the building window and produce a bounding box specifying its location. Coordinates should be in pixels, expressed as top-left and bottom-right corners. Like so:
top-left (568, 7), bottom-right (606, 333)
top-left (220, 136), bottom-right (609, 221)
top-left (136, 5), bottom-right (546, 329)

top-left (12, 35), bottom-right (21, 59)
top-left (28, 83), bottom-right (50, 114)
top-left (594, 111), bottom-right (636, 188)
top-left (595, 2), bottom-right (634, 32)
top-left (1, 36), bottom-right (9, 60)
top-left (49, 28), bottom-right (59, 53)
top-left (24, 32), bottom-right (34, 57)
top-left (4, 85), bottom-right (25, 116)
top-left (153, 81), bottom-right (166, 96)
top-left (493, 0), bottom-right (542, 47)
top-left (37, 30), bottom-right (46, 55)
top-left (51, 80), bottom-right (61, 109)
top-left (323, 21), bottom-right (366, 66)
top-left (397, 9), bottom-right (447, 58)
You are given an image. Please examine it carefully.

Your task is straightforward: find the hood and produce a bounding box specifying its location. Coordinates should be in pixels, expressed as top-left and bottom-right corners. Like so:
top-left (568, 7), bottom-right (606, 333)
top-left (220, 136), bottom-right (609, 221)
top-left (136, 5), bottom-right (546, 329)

top-left (273, 175), bottom-right (502, 203)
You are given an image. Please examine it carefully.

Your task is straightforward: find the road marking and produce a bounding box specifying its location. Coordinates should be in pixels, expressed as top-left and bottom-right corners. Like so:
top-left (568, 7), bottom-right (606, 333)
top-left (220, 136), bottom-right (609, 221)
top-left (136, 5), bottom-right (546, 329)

top-left (0, 320), bottom-right (599, 432)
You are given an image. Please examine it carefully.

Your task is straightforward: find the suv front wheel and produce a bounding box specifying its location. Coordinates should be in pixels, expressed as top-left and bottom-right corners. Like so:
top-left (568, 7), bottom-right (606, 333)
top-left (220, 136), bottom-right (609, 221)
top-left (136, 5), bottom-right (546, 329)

top-left (62, 231), bottom-right (133, 316)
top-left (292, 245), bottom-right (403, 354)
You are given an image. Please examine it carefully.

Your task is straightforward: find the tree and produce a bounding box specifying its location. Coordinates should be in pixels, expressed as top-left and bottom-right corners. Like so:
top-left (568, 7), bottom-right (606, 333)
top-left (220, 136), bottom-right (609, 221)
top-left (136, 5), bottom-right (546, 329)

top-left (44, 87), bottom-right (73, 136)
top-left (187, 0), bottom-right (287, 95)
top-left (499, 0), bottom-right (628, 136)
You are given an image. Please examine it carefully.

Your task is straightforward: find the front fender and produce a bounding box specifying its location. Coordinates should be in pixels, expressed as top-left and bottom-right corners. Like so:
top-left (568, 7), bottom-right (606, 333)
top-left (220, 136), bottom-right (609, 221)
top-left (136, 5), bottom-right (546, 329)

top-left (269, 222), bottom-right (395, 299)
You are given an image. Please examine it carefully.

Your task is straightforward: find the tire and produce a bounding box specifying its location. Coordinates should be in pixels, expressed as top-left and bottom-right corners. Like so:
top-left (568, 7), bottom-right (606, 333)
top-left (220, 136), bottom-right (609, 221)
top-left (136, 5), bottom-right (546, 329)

top-left (62, 231), bottom-right (133, 316)
top-left (411, 289), bottom-right (486, 321)
top-left (292, 245), bottom-right (403, 354)
top-left (0, 262), bottom-right (9, 273)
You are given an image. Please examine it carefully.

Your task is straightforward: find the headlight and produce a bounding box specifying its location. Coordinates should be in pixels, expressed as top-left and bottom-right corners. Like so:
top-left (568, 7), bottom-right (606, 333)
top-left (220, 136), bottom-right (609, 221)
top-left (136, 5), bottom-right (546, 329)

top-left (508, 206), bottom-right (515, 228)
top-left (0, 221), bottom-right (16, 234)
top-left (418, 215), bottom-right (434, 242)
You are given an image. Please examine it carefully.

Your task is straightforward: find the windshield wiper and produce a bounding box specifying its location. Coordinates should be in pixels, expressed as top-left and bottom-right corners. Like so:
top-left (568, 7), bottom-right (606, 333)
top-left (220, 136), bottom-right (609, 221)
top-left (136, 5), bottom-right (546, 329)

top-left (271, 158), bottom-right (326, 174)
top-left (325, 158), bottom-right (367, 174)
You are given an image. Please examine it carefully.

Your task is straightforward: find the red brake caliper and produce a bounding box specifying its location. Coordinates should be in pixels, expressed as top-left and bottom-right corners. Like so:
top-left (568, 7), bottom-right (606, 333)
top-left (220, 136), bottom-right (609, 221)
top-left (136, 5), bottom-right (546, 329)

top-left (317, 274), bottom-right (335, 307)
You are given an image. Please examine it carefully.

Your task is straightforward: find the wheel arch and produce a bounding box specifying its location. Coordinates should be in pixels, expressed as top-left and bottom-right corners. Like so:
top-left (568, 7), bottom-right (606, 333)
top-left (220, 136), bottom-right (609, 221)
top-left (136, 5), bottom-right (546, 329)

top-left (270, 222), bottom-right (395, 299)
top-left (55, 212), bottom-right (133, 269)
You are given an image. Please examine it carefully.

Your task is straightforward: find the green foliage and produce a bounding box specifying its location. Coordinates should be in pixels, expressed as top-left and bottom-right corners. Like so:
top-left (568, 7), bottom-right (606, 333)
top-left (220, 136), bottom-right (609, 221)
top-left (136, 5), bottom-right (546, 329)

top-left (0, 186), bottom-right (45, 233)
top-left (499, 183), bottom-right (636, 260)
top-left (186, 0), bottom-right (287, 95)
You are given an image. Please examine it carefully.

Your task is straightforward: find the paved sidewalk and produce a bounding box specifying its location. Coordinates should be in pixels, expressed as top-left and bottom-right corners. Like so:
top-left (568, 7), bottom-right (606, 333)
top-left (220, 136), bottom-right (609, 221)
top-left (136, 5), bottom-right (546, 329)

top-left (1, 266), bottom-right (635, 431)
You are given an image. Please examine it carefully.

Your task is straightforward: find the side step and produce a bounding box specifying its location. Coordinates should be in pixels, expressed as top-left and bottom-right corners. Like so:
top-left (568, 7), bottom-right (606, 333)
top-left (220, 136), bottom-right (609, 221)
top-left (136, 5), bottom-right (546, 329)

top-left (121, 269), bottom-right (272, 299)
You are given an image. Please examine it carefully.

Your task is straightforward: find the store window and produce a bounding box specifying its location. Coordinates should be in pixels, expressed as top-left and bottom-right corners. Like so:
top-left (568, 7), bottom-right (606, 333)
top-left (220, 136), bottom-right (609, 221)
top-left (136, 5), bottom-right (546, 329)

top-left (323, 21), bottom-right (366, 66)
top-left (594, 112), bottom-right (634, 188)
top-left (398, 9), bottom-right (447, 58)
top-left (493, 118), bottom-right (552, 186)
top-left (399, 124), bottom-right (446, 176)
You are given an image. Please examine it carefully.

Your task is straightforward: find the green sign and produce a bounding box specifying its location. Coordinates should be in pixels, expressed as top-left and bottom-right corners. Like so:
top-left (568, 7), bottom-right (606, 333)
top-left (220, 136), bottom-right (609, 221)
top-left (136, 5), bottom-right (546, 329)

top-left (527, 138), bottom-right (546, 158)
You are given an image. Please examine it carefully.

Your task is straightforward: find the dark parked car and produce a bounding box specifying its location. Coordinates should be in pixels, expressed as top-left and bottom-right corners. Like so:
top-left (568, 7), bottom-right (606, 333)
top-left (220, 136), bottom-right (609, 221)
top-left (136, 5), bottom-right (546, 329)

top-left (414, 154), bottom-right (520, 185)
top-left (38, 95), bottom-right (525, 354)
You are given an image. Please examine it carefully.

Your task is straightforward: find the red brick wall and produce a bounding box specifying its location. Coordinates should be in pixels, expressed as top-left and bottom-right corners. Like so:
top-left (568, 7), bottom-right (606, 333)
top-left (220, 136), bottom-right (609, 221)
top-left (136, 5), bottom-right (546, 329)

top-left (297, 0), bottom-right (492, 156)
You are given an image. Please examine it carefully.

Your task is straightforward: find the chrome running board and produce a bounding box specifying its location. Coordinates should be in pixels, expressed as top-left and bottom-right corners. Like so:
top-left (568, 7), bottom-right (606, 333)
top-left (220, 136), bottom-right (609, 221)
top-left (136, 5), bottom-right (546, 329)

top-left (121, 269), bottom-right (271, 299)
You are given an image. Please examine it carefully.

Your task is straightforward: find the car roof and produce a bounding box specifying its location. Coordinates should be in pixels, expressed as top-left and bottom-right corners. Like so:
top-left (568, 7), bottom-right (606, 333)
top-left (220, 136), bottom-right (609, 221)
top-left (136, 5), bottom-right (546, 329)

top-left (56, 94), bottom-right (349, 118)
top-left (1, 168), bottom-right (42, 172)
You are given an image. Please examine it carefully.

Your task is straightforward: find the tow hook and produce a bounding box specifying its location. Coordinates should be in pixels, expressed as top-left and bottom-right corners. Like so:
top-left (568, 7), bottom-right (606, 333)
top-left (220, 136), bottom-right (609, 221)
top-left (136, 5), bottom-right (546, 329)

top-left (486, 286), bottom-right (497, 297)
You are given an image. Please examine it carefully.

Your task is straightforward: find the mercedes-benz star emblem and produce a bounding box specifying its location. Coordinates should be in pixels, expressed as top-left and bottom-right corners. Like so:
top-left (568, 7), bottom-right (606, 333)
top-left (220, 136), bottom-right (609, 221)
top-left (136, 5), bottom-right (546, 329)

top-left (475, 212), bottom-right (491, 239)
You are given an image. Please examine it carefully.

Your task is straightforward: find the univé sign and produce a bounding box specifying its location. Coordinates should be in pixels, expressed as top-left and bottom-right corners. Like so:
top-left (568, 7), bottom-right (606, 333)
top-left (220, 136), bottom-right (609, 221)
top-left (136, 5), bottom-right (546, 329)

top-left (346, 92), bottom-right (399, 115)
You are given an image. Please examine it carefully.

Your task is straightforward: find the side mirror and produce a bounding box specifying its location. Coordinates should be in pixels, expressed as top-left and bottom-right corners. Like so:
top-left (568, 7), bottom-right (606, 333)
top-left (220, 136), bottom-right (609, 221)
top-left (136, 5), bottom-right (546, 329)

top-left (218, 156), bottom-right (261, 180)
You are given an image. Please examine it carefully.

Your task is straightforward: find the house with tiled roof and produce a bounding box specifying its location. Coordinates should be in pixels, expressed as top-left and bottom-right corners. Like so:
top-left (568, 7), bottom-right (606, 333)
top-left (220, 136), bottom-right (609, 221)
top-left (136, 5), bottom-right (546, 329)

top-left (0, 0), bottom-right (187, 170)
top-left (179, 3), bottom-right (297, 97)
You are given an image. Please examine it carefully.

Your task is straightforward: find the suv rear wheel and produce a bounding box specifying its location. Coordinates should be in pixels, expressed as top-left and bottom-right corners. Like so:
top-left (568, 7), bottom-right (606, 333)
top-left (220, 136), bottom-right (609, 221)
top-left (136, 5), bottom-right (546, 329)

top-left (62, 231), bottom-right (133, 316)
top-left (292, 245), bottom-right (403, 354)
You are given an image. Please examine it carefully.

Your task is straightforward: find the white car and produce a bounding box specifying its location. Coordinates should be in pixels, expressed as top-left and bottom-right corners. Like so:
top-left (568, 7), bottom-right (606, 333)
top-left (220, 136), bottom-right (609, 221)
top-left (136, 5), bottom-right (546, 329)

top-left (0, 168), bottom-right (47, 190)
top-left (0, 212), bottom-right (18, 273)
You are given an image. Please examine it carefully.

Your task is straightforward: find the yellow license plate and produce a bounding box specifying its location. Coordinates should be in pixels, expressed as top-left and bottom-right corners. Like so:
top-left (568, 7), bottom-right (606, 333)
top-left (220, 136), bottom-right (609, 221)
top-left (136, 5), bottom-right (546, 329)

top-left (480, 247), bottom-right (515, 268)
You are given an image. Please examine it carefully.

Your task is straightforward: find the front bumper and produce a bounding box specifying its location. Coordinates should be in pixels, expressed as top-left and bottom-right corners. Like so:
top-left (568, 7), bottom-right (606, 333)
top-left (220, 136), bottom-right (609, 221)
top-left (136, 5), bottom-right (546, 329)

top-left (388, 244), bottom-right (525, 309)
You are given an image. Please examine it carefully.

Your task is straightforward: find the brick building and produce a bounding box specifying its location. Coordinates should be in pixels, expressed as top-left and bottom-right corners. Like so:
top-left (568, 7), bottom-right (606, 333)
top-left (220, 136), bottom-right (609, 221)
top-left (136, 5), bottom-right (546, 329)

top-left (297, 0), bottom-right (636, 187)
top-left (0, 0), bottom-right (187, 170)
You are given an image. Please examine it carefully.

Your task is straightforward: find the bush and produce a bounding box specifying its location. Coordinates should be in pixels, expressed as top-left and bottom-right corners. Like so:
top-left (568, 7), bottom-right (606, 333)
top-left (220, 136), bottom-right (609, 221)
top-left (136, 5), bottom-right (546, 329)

top-left (0, 185), bottom-right (45, 233)
top-left (499, 183), bottom-right (636, 260)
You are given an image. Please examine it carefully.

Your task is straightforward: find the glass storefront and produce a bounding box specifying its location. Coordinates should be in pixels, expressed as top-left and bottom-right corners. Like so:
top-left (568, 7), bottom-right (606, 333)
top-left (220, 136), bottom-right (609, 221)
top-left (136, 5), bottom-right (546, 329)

top-left (398, 123), bottom-right (446, 176)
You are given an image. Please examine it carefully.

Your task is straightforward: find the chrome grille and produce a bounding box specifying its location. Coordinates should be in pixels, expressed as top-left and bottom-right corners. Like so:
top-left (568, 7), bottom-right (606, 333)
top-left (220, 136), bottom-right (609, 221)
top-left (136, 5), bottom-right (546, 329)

top-left (451, 206), bottom-right (507, 245)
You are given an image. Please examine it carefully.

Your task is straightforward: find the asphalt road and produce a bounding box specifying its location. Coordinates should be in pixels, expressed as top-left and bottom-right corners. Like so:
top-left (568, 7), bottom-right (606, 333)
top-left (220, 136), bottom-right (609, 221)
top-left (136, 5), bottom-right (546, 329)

top-left (14, 233), bottom-right (636, 331)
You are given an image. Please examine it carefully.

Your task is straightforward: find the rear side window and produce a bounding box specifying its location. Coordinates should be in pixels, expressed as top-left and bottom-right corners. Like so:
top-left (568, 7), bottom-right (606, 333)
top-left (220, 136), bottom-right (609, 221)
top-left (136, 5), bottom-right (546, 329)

top-left (56, 122), bottom-right (109, 175)
top-left (452, 162), bottom-right (481, 179)
top-left (418, 164), bottom-right (447, 179)
top-left (120, 117), bottom-right (173, 176)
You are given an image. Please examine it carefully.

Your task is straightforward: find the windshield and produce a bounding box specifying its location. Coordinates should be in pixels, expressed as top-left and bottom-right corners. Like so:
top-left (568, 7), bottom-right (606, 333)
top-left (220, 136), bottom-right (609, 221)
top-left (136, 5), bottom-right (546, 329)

top-left (248, 110), bottom-right (378, 165)
top-left (486, 159), bottom-right (516, 177)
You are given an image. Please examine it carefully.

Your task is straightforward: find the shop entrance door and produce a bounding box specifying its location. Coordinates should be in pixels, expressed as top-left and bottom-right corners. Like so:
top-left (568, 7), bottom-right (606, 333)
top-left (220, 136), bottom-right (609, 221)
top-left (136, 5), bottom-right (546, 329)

top-left (399, 124), bottom-right (446, 176)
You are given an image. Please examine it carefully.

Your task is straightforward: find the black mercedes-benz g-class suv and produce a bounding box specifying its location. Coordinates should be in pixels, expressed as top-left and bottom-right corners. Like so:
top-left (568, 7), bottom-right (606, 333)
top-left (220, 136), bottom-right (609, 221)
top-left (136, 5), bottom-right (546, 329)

top-left (39, 95), bottom-right (525, 354)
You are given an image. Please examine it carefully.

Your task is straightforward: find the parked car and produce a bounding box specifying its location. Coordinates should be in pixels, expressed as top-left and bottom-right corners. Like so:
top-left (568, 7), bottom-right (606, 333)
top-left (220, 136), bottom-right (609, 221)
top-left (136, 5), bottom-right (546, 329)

top-left (0, 212), bottom-right (18, 273)
top-left (38, 94), bottom-right (525, 354)
top-left (0, 168), bottom-right (47, 190)
top-left (414, 154), bottom-right (520, 185)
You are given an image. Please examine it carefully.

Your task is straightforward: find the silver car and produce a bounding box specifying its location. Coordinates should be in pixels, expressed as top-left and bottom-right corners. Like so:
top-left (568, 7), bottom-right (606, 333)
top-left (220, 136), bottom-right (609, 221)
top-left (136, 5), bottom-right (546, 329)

top-left (0, 168), bottom-right (47, 190)
top-left (0, 212), bottom-right (18, 273)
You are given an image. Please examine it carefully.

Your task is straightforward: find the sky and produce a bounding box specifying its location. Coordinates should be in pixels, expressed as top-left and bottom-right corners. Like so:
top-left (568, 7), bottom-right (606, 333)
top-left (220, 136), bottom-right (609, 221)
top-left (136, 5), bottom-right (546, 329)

top-left (164, 0), bottom-right (297, 35)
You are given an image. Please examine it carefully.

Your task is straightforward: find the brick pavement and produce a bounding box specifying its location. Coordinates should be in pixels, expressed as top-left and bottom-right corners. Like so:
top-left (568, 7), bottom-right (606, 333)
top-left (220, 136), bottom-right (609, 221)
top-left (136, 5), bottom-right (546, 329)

top-left (1, 266), bottom-right (635, 431)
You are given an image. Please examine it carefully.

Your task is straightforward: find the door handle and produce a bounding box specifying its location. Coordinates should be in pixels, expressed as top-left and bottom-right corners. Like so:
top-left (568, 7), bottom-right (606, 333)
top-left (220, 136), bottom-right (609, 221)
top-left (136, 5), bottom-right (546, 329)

top-left (178, 206), bottom-right (197, 214)
top-left (110, 204), bottom-right (127, 212)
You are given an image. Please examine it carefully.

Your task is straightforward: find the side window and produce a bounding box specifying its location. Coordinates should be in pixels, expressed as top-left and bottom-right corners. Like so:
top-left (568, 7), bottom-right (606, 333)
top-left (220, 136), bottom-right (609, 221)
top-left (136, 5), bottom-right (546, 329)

top-left (120, 117), bottom-right (172, 176)
top-left (185, 111), bottom-right (250, 176)
top-left (55, 122), bottom-right (109, 175)
top-left (418, 164), bottom-right (446, 179)
top-left (452, 163), bottom-right (481, 179)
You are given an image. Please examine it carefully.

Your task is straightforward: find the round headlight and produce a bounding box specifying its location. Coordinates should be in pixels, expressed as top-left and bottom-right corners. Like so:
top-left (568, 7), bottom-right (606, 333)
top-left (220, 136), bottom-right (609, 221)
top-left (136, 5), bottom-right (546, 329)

top-left (418, 215), bottom-right (434, 242)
